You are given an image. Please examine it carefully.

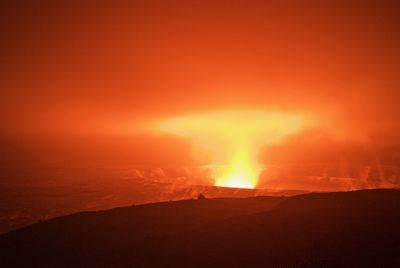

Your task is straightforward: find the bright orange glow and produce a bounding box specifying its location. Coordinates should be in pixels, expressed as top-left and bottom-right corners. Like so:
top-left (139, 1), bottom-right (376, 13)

top-left (155, 111), bottom-right (309, 188)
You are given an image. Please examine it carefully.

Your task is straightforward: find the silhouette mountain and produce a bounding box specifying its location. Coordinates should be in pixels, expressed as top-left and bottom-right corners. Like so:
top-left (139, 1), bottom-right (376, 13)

top-left (1, 189), bottom-right (399, 267)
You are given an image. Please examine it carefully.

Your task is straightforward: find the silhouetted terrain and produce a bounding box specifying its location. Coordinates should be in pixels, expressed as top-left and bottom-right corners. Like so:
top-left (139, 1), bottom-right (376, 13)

top-left (0, 176), bottom-right (306, 234)
top-left (1, 189), bottom-right (400, 267)
top-left (2, 163), bottom-right (398, 235)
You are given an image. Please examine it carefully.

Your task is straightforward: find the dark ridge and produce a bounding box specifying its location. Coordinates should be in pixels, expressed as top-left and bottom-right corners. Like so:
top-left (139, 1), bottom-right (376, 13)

top-left (1, 189), bottom-right (399, 267)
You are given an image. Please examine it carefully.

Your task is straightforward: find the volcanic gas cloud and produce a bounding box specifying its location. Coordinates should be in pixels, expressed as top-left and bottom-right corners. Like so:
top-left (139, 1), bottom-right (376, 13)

top-left (155, 111), bottom-right (312, 188)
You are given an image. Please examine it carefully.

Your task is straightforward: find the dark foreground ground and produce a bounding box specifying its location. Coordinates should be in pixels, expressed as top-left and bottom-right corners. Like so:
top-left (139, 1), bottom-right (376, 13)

top-left (1, 189), bottom-right (399, 267)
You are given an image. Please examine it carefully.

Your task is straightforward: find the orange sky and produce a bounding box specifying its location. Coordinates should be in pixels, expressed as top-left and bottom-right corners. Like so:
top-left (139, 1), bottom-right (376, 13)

top-left (1, 1), bottom-right (400, 179)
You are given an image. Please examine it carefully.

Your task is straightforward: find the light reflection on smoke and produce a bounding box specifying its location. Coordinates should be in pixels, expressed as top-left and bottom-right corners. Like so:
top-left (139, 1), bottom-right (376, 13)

top-left (129, 163), bottom-right (400, 195)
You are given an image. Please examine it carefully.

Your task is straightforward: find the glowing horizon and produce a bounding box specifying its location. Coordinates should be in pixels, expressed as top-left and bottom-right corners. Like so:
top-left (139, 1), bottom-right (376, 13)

top-left (154, 110), bottom-right (309, 188)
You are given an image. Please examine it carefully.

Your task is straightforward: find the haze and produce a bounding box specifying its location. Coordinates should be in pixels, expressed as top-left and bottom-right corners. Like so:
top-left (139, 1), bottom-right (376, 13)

top-left (1, 1), bottom-right (400, 188)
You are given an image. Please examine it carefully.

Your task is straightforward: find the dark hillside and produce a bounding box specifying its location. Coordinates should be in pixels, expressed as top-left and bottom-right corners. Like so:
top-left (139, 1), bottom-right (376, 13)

top-left (0, 196), bottom-right (283, 267)
top-left (1, 190), bottom-right (400, 267)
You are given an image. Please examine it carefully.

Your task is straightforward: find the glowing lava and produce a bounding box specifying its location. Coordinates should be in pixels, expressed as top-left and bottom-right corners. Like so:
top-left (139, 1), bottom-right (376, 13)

top-left (215, 141), bottom-right (259, 188)
top-left (154, 111), bottom-right (308, 188)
